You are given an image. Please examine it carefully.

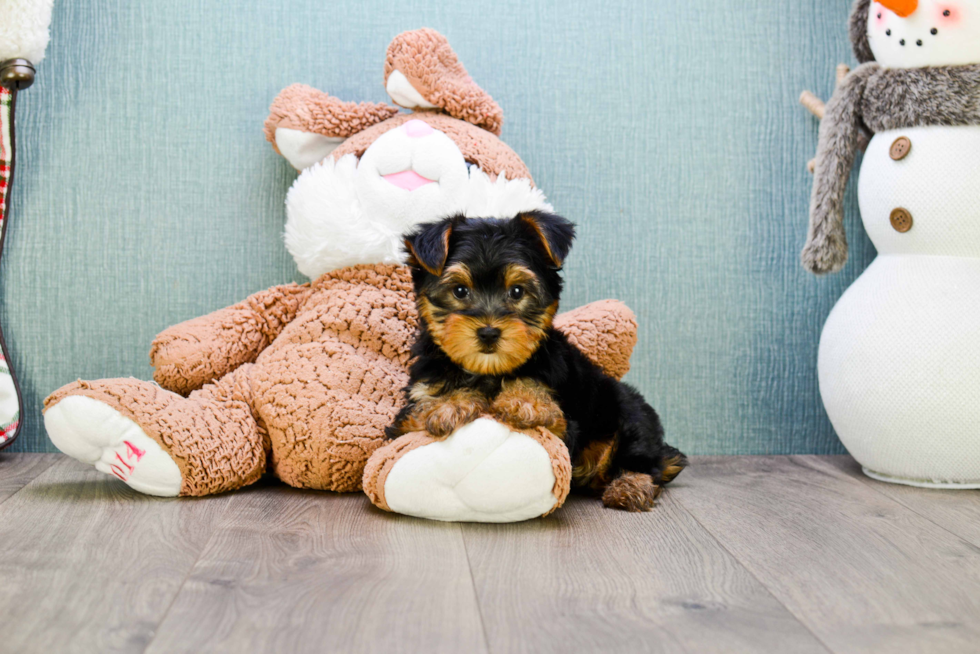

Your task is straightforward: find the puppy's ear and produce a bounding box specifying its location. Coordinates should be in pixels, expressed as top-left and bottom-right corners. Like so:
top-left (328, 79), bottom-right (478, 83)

top-left (404, 217), bottom-right (456, 276)
top-left (518, 212), bottom-right (576, 268)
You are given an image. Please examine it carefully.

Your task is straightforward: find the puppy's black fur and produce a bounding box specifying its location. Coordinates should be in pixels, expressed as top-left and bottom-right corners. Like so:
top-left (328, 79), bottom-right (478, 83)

top-left (388, 212), bottom-right (687, 511)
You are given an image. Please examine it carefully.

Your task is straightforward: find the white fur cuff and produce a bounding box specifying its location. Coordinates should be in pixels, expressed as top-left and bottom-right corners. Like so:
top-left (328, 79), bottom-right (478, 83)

top-left (0, 0), bottom-right (54, 64)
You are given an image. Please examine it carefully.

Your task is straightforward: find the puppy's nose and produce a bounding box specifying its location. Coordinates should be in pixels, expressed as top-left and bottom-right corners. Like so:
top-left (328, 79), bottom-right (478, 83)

top-left (404, 119), bottom-right (434, 138)
top-left (477, 326), bottom-right (502, 346)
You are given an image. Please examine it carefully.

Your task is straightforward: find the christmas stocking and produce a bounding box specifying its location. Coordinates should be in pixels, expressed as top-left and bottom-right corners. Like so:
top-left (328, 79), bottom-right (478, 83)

top-left (0, 85), bottom-right (22, 448)
top-left (0, 0), bottom-right (54, 450)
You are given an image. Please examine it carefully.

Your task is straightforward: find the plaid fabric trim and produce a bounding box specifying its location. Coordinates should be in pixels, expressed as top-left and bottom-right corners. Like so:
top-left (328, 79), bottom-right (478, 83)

top-left (0, 86), bottom-right (11, 230)
top-left (0, 88), bottom-right (18, 447)
top-left (0, 418), bottom-right (19, 444)
top-left (0, 343), bottom-right (17, 445)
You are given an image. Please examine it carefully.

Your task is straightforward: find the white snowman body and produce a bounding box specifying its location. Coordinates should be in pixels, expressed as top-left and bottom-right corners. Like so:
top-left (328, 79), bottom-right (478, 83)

top-left (819, 125), bottom-right (980, 486)
top-left (818, 1), bottom-right (980, 486)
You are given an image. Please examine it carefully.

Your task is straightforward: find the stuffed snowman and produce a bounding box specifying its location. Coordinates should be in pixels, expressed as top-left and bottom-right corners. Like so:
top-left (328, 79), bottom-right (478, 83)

top-left (803, 0), bottom-right (980, 486)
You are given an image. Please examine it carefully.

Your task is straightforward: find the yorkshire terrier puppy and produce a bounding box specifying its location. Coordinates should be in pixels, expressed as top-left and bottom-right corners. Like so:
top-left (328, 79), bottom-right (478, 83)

top-left (387, 212), bottom-right (687, 511)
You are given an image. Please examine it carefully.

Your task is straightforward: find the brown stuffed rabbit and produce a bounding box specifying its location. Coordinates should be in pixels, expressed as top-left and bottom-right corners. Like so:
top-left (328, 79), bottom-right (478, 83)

top-left (43, 30), bottom-right (639, 522)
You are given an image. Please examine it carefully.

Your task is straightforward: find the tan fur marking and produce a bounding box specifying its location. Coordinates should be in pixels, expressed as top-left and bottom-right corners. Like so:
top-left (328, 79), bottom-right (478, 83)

top-left (660, 455), bottom-right (687, 484)
top-left (518, 213), bottom-right (562, 267)
top-left (503, 264), bottom-right (537, 289)
top-left (403, 238), bottom-right (416, 265)
top-left (439, 313), bottom-right (547, 376)
top-left (442, 263), bottom-right (472, 287)
top-left (417, 296), bottom-right (446, 345)
top-left (533, 301), bottom-right (559, 332)
top-left (408, 382), bottom-right (438, 403)
top-left (401, 388), bottom-right (489, 438)
top-left (491, 378), bottom-right (566, 436)
top-left (405, 225), bottom-right (453, 276)
top-left (572, 439), bottom-right (616, 490)
top-left (439, 226), bottom-right (452, 273)
top-left (601, 472), bottom-right (659, 512)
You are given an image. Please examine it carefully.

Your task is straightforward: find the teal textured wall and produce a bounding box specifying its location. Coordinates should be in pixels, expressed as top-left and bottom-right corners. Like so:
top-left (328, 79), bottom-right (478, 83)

top-left (2, 0), bottom-right (874, 453)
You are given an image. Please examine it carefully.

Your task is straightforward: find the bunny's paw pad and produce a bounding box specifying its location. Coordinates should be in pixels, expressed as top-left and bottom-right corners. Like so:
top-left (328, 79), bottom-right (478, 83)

top-left (44, 396), bottom-right (181, 497)
top-left (383, 418), bottom-right (560, 522)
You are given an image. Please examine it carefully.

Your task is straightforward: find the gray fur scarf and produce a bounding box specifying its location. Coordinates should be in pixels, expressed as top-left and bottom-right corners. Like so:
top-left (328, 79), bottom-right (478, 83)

top-left (802, 64), bottom-right (980, 274)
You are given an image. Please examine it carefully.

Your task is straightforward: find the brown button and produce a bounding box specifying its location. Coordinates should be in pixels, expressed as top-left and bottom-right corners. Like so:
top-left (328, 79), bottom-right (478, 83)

top-left (890, 207), bottom-right (913, 233)
top-left (890, 136), bottom-right (912, 161)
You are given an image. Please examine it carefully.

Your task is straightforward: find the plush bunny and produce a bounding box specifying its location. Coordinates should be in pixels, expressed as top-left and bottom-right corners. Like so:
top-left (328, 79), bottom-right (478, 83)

top-left (43, 30), bottom-right (639, 519)
top-left (803, 1), bottom-right (980, 487)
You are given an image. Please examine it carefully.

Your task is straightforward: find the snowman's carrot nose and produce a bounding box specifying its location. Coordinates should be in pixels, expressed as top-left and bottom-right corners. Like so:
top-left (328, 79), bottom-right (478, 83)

top-left (878, 0), bottom-right (918, 17)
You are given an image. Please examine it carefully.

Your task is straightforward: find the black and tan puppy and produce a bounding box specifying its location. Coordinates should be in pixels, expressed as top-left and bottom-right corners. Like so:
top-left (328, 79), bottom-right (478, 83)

top-left (387, 212), bottom-right (687, 511)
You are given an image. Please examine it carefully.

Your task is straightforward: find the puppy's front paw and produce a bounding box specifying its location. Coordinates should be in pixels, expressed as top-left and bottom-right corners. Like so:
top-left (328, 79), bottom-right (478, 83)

top-left (424, 401), bottom-right (483, 438)
top-left (491, 379), bottom-right (566, 436)
top-left (601, 472), bottom-right (661, 512)
top-left (409, 390), bottom-right (489, 438)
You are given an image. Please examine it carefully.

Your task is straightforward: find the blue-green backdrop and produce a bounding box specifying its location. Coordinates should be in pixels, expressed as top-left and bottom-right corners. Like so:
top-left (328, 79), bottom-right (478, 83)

top-left (2, 0), bottom-right (873, 453)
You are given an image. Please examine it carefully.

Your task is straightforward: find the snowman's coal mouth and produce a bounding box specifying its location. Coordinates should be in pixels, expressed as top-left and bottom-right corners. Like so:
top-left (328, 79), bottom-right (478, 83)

top-left (885, 25), bottom-right (939, 48)
top-left (383, 170), bottom-right (436, 191)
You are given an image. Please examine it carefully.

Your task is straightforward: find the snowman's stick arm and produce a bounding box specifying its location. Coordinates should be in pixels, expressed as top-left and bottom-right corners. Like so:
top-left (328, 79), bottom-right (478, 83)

top-left (799, 63), bottom-right (851, 119)
top-left (800, 90), bottom-right (826, 120)
top-left (801, 62), bottom-right (880, 275)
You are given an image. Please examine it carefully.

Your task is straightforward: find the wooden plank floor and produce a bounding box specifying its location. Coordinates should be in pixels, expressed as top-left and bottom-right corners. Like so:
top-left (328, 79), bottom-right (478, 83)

top-left (2, 454), bottom-right (979, 654)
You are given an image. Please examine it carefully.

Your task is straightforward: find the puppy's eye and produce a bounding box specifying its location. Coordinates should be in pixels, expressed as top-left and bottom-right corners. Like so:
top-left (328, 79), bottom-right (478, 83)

top-left (508, 285), bottom-right (525, 301)
top-left (452, 285), bottom-right (470, 299)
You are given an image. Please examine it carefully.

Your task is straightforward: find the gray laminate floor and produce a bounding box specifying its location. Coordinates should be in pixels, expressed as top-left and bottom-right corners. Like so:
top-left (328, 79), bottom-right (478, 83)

top-left (1, 454), bottom-right (979, 654)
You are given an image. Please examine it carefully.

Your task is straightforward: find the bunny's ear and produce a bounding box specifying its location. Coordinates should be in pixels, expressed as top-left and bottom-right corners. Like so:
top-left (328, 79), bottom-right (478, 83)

top-left (517, 212), bottom-right (576, 269)
top-left (384, 28), bottom-right (504, 136)
top-left (404, 217), bottom-right (459, 276)
top-left (264, 84), bottom-right (399, 170)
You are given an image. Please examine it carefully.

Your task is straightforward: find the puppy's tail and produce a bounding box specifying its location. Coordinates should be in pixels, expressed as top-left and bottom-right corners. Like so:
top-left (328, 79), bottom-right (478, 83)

top-left (658, 445), bottom-right (688, 485)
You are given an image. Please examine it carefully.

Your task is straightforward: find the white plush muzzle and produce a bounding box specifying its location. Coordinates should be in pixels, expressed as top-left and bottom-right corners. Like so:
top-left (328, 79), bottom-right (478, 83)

top-left (284, 123), bottom-right (553, 279)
